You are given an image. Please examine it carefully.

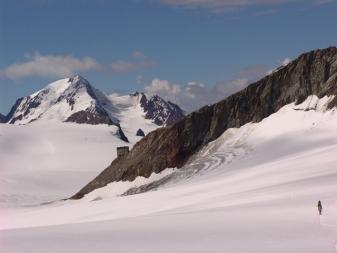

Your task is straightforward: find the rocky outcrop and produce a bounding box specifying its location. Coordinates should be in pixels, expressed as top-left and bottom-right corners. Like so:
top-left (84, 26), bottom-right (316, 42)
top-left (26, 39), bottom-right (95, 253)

top-left (0, 113), bottom-right (6, 123)
top-left (65, 105), bottom-right (114, 125)
top-left (136, 128), bottom-right (145, 137)
top-left (6, 98), bottom-right (24, 124)
top-left (138, 93), bottom-right (185, 126)
top-left (71, 47), bottom-right (337, 199)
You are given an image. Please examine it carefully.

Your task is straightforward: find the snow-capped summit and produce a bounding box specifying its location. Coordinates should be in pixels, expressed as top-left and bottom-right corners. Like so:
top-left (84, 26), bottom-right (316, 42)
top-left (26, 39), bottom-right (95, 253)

top-left (4, 75), bottom-right (185, 141)
top-left (6, 75), bottom-right (119, 126)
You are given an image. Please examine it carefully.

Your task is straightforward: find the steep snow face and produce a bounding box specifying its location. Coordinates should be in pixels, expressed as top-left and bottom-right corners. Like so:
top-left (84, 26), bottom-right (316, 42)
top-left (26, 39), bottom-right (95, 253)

top-left (7, 76), bottom-right (119, 126)
top-left (1, 96), bottom-right (337, 252)
top-left (8, 78), bottom-right (71, 124)
top-left (107, 91), bottom-right (185, 142)
top-left (108, 92), bottom-right (159, 143)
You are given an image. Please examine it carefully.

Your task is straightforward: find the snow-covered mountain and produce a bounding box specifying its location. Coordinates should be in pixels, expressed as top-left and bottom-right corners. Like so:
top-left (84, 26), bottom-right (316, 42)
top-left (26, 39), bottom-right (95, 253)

top-left (1, 91), bottom-right (337, 253)
top-left (6, 76), bottom-right (116, 125)
top-left (4, 75), bottom-right (185, 141)
top-left (1, 47), bottom-right (337, 253)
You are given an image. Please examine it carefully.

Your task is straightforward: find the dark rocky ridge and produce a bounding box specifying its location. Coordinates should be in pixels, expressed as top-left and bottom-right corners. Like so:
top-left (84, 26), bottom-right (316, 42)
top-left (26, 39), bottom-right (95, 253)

top-left (138, 93), bottom-right (185, 126)
top-left (70, 47), bottom-right (336, 198)
top-left (0, 113), bottom-right (6, 123)
top-left (5, 98), bottom-right (24, 124)
top-left (136, 128), bottom-right (145, 137)
top-left (72, 47), bottom-right (337, 199)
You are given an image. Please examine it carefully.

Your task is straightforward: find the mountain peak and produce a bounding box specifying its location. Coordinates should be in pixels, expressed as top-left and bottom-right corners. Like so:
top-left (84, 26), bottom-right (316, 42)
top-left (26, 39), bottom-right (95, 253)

top-left (5, 76), bottom-right (113, 126)
top-left (69, 74), bottom-right (89, 85)
top-left (4, 77), bottom-right (185, 142)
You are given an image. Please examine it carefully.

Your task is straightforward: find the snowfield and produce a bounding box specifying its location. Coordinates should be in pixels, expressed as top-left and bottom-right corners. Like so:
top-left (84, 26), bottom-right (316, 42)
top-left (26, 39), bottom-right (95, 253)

top-left (0, 123), bottom-right (128, 208)
top-left (1, 96), bottom-right (337, 253)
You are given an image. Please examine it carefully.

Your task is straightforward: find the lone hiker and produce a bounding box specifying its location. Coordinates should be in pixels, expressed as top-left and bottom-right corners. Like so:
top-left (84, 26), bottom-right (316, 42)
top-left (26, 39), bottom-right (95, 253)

top-left (317, 200), bottom-right (322, 215)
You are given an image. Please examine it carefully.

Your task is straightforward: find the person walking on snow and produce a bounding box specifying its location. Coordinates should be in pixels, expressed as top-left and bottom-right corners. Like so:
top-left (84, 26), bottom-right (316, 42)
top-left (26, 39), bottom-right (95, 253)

top-left (317, 200), bottom-right (322, 215)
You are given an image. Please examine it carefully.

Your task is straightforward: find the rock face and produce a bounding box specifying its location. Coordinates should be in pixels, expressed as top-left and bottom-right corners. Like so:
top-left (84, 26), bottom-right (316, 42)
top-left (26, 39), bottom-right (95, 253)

top-left (136, 128), bottom-right (145, 137)
top-left (71, 47), bottom-right (337, 199)
top-left (138, 93), bottom-right (185, 126)
top-left (5, 98), bottom-right (25, 124)
top-left (0, 113), bottom-right (6, 123)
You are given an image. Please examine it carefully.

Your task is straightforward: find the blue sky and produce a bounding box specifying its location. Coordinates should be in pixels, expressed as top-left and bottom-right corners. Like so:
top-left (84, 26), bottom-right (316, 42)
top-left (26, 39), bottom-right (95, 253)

top-left (1, 0), bottom-right (337, 113)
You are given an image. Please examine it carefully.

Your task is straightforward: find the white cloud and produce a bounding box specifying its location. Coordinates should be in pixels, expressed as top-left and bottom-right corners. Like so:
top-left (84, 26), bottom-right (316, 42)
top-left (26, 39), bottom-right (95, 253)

top-left (111, 60), bottom-right (155, 73)
top-left (111, 51), bottom-right (155, 73)
top-left (0, 53), bottom-right (100, 80)
top-left (313, 0), bottom-right (336, 5)
top-left (0, 51), bottom-right (155, 80)
top-left (267, 57), bottom-right (292, 75)
top-left (159, 0), bottom-right (335, 12)
top-left (160, 0), bottom-right (289, 11)
top-left (279, 57), bottom-right (291, 66)
top-left (144, 63), bottom-right (271, 112)
top-left (145, 78), bottom-right (251, 112)
top-left (145, 79), bottom-right (181, 95)
top-left (132, 51), bottom-right (146, 59)
top-left (252, 9), bottom-right (278, 16)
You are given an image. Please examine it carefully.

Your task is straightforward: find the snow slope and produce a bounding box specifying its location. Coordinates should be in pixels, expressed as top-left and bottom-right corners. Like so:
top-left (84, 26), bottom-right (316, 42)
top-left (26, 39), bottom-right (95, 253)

top-left (1, 96), bottom-right (337, 252)
top-left (108, 93), bottom-right (158, 143)
top-left (0, 122), bottom-right (129, 208)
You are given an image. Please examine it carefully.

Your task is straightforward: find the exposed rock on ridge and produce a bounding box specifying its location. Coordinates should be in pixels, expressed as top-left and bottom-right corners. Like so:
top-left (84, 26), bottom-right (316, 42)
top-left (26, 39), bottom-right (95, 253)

top-left (138, 93), bottom-right (185, 126)
top-left (70, 46), bottom-right (336, 199)
top-left (4, 77), bottom-right (184, 129)
top-left (0, 113), bottom-right (6, 123)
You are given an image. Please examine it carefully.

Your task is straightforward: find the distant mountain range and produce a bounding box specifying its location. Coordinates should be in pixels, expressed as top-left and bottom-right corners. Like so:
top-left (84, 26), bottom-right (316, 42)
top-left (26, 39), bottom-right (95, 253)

top-left (1, 75), bottom-right (185, 142)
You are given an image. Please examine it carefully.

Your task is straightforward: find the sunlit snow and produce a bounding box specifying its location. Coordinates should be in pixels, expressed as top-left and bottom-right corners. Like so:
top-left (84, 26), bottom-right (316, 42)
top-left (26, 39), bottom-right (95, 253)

top-left (0, 96), bottom-right (336, 253)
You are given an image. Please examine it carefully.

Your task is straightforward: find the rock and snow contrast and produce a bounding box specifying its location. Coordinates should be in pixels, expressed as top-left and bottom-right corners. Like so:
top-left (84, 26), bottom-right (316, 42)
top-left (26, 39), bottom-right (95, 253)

top-left (0, 75), bottom-right (184, 207)
top-left (2, 75), bottom-right (184, 142)
top-left (1, 47), bottom-right (337, 253)
top-left (6, 76), bottom-right (116, 125)
top-left (71, 47), bottom-right (337, 199)
top-left (1, 94), bottom-right (337, 253)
